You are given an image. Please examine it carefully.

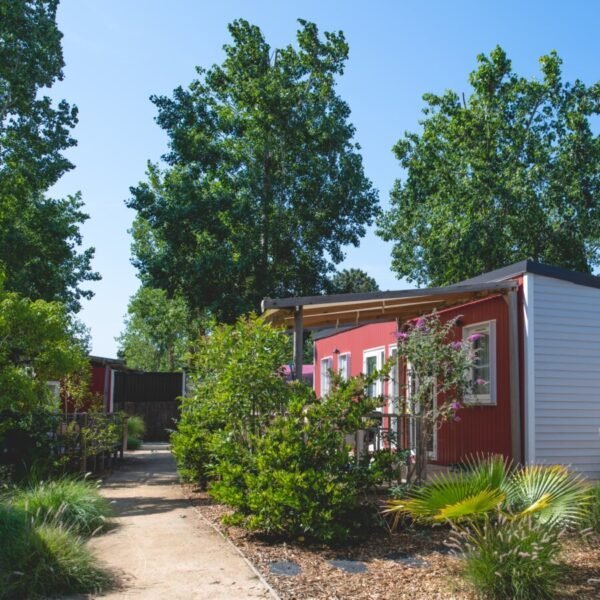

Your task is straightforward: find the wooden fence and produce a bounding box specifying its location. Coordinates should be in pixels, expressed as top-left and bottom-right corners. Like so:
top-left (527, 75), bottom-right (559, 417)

top-left (113, 372), bottom-right (183, 441)
top-left (0, 411), bottom-right (127, 477)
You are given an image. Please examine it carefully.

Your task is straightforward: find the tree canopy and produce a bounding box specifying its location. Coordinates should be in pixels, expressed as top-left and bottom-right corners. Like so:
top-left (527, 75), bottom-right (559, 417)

top-left (327, 268), bottom-right (379, 294)
top-left (128, 19), bottom-right (379, 322)
top-left (117, 286), bottom-right (202, 372)
top-left (0, 276), bottom-right (89, 412)
top-left (0, 0), bottom-right (99, 311)
top-left (378, 47), bottom-right (600, 286)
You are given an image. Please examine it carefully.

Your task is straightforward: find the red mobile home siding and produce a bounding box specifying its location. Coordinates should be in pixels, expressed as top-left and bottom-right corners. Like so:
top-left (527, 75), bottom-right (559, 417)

top-left (433, 295), bottom-right (512, 465)
top-left (90, 364), bottom-right (111, 413)
top-left (314, 322), bottom-right (398, 398)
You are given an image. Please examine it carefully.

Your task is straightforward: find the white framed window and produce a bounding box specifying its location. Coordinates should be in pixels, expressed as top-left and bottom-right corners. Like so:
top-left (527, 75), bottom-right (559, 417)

top-left (463, 320), bottom-right (497, 405)
top-left (320, 356), bottom-right (333, 396)
top-left (338, 352), bottom-right (350, 381)
top-left (363, 347), bottom-right (385, 399)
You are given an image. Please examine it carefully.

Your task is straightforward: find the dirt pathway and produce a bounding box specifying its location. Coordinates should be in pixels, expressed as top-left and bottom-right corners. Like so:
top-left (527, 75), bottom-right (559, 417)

top-left (86, 445), bottom-right (274, 599)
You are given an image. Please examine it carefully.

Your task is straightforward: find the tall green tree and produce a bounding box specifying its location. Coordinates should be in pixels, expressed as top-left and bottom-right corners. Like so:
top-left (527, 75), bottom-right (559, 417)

top-left (128, 19), bottom-right (379, 322)
top-left (378, 47), bottom-right (600, 286)
top-left (0, 276), bottom-right (89, 413)
top-left (117, 286), bottom-right (201, 372)
top-left (327, 268), bottom-right (379, 294)
top-left (0, 0), bottom-right (99, 311)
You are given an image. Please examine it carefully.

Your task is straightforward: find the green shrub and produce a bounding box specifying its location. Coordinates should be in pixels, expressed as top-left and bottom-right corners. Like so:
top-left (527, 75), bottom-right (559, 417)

top-left (127, 415), bottom-right (146, 440)
top-left (172, 315), bottom-right (389, 542)
top-left (238, 376), bottom-right (382, 542)
top-left (450, 515), bottom-right (563, 600)
top-left (12, 477), bottom-right (112, 536)
top-left (0, 503), bottom-right (109, 599)
top-left (127, 437), bottom-right (142, 450)
top-left (171, 315), bottom-right (292, 486)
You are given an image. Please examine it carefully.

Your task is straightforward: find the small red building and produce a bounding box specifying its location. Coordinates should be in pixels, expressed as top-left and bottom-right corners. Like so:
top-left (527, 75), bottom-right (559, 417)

top-left (89, 355), bottom-right (125, 413)
top-left (264, 261), bottom-right (600, 480)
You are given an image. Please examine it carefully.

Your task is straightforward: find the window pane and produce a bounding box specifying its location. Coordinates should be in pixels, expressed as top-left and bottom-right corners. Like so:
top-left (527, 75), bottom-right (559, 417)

top-left (475, 333), bottom-right (490, 367)
top-left (366, 355), bottom-right (377, 375)
top-left (339, 355), bottom-right (348, 381)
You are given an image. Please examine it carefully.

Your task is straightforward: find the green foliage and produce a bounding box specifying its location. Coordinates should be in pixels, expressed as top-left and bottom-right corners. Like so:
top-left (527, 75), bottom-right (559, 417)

top-left (0, 1), bottom-right (99, 310)
top-left (582, 484), bottom-right (600, 532)
top-left (171, 315), bottom-right (292, 485)
top-left (128, 19), bottom-right (379, 322)
top-left (327, 268), bottom-right (379, 294)
top-left (171, 315), bottom-right (387, 542)
top-left (240, 376), bottom-right (382, 542)
top-left (378, 46), bottom-right (600, 286)
top-left (127, 415), bottom-right (146, 440)
top-left (385, 455), bottom-right (590, 528)
top-left (0, 284), bottom-right (89, 412)
top-left (127, 437), bottom-right (142, 451)
top-left (450, 516), bottom-right (563, 600)
top-left (117, 286), bottom-right (202, 371)
top-left (11, 477), bottom-right (112, 536)
top-left (0, 503), bottom-right (109, 599)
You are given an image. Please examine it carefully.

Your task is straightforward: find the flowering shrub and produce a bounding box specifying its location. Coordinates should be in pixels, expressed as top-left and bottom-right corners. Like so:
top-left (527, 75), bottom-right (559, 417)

top-left (396, 313), bottom-right (476, 481)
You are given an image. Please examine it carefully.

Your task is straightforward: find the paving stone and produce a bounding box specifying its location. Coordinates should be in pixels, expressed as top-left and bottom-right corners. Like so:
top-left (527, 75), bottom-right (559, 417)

top-left (269, 560), bottom-right (301, 576)
top-left (385, 552), bottom-right (429, 568)
top-left (328, 559), bottom-right (367, 573)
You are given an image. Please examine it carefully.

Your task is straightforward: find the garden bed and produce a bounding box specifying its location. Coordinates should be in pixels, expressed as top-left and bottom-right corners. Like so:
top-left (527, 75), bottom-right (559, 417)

top-left (187, 487), bottom-right (600, 600)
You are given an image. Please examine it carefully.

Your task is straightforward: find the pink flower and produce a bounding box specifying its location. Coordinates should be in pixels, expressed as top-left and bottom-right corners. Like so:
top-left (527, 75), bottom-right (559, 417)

top-left (453, 416), bottom-right (462, 423)
top-left (415, 317), bottom-right (427, 329)
top-left (450, 341), bottom-right (462, 351)
top-left (476, 378), bottom-right (486, 386)
top-left (395, 331), bottom-right (409, 341)
top-left (451, 402), bottom-right (462, 410)
top-left (467, 333), bottom-right (484, 342)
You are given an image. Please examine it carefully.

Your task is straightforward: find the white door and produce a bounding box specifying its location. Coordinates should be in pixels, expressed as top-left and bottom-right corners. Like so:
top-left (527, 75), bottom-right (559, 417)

top-left (407, 362), bottom-right (437, 460)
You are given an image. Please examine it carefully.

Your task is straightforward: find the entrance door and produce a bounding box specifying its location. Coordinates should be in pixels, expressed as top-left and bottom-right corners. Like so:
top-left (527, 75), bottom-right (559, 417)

top-left (407, 363), bottom-right (437, 460)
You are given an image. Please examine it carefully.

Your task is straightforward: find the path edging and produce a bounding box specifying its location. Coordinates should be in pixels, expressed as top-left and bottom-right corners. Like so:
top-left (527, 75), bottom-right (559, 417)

top-left (183, 487), bottom-right (281, 600)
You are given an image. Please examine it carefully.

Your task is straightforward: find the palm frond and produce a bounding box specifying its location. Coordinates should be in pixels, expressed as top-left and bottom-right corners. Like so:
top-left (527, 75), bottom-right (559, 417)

top-left (507, 465), bottom-right (591, 527)
top-left (434, 489), bottom-right (505, 522)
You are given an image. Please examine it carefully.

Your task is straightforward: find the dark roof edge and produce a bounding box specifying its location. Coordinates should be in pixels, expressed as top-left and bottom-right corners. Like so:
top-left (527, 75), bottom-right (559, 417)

top-left (89, 355), bottom-right (125, 366)
top-left (458, 260), bottom-right (600, 290)
top-left (262, 280), bottom-right (516, 311)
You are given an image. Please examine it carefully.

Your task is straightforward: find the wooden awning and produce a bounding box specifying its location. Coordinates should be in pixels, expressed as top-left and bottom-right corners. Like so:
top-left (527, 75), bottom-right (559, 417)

top-left (261, 280), bottom-right (518, 329)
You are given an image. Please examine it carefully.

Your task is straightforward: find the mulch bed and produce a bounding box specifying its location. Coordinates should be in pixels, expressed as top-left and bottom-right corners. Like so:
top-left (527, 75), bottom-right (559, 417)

top-left (186, 487), bottom-right (600, 600)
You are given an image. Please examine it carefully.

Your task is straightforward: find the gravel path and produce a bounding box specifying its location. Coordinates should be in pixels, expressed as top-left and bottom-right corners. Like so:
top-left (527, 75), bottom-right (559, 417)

top-left (85, 445), bottom-right (273, 599)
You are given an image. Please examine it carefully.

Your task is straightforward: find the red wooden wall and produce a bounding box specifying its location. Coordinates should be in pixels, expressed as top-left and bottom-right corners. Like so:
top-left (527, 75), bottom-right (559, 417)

top-left (313, 294), bottom-right (515, 465)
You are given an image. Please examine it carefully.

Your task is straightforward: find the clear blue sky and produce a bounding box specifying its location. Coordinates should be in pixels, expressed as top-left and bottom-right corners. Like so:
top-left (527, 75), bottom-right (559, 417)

top-left (49, 0), bottom-right (600, 357)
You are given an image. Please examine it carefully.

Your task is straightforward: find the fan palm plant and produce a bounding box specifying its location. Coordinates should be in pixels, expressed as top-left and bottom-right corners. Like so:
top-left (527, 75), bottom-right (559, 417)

top-left (384, 454), bottom-right (590, 528)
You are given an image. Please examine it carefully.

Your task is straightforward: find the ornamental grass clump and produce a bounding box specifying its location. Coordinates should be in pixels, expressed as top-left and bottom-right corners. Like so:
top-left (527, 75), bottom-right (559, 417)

top-left (0, 502), bottom-right (109, 600)
top-left (449, 515), bottom-right (563, 600)
top-left (12, 476), bottom-right (112, 536)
